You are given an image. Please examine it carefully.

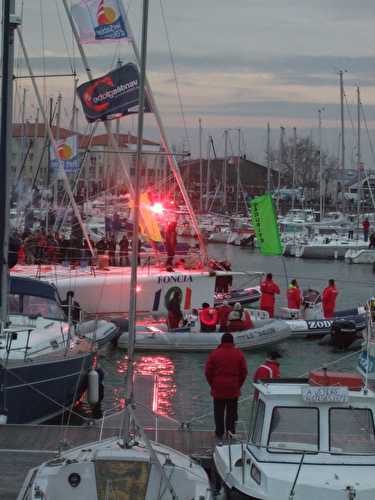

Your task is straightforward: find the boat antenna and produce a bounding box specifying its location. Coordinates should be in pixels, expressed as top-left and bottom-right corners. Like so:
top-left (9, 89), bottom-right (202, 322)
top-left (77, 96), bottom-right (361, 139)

top-left (121, 0), bottom-right (150, 446)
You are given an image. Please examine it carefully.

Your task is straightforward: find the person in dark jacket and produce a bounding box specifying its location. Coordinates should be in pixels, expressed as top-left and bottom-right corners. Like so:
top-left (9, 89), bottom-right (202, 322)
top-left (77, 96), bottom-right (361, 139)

top-left (205, 333), bottom-right (248, 440)
top-left (119, 234), bottom-right (130, 266)
top-left (165, 221), bottom-right (177, 267)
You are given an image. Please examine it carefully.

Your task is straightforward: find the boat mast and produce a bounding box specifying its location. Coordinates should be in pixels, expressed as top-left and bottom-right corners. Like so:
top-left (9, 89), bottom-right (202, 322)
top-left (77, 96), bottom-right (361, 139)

top-left (236, 128), bottom-right (241, 214)
top-left (0, 0), bottom-right (18, 325)
top-left (205, 135), bottom-right (212, 212)
top-left (122, 0), bottom-right (149, 445)
top-left (318, 108), bottom-right (324, 218)
top-left (292, 126), bottom-right (297, 210)
top-left (339, 70), bottom-right (346, 211)
top-left (199, 118), bottom-right (203, 213)
top-left (356, 86), bottom-right (361, 219)
top-left (223, 129), bottom-right (228, 211)
top-left (266, 122), bottom-right (271, 193)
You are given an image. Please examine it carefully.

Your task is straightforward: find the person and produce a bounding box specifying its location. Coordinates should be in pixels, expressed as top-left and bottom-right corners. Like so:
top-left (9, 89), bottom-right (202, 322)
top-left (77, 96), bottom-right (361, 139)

top-left (253, 351), bottom-right (282, 399)
top-left (363, 218), bottom-right (370, 242)
top-left (216, 300), bottom-right (233, 331)
top-left (199, 302), bottom-right (218, 332)
top-left (287, 279), bottom-right (302, 310)
top-left (119, 234), bottom-right (130, 266)
top-left (259, 273), bottom-right (280, 318)
top-left (165, 221), bottom-right (177, 267)
top-left (166, 290), bottom-right (183, 329)
top-left (205, 333), bottom-right (248, 441)
top-left (107, 236), bottom-right (117, 266)
top-left (369, 232), bottom-right (375, 249)
top-left (322, 279), bottom-right (338, 319)
top-left (227, 302), bottom-right (253, 332)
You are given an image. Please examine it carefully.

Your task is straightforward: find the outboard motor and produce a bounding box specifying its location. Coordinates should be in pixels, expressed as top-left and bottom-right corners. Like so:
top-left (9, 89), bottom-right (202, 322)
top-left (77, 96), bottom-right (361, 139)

top-left (331, 319), bottom-right (357, 349)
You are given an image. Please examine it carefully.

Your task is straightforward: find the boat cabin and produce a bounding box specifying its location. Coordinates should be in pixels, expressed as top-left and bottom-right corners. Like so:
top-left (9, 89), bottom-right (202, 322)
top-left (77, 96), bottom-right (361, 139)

top-left (214, 371), bottom-right (375, 499)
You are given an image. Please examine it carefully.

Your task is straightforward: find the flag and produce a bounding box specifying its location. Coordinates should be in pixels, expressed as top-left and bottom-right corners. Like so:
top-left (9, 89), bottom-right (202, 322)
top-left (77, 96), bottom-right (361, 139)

top-left (50, 135), bottom-right (79, 173)
top-left (77, 63), bottom-right (151, 123)
top-left (71, 0), bottom-right (128, 44)
top-left (129, 192), bottom-right (162, 242)
top-left (250, 193), bottom-right (283, 256)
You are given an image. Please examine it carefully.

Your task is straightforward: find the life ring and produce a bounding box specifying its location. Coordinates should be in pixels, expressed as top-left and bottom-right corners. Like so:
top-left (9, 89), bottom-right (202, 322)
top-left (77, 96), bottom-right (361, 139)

top-left (199, 307), bottom-right (218, 327)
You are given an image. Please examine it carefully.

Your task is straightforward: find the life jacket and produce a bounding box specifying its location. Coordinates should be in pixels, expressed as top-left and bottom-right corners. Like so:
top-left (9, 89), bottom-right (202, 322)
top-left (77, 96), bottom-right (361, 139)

top-left (199, 307), bottom-right (218, 332)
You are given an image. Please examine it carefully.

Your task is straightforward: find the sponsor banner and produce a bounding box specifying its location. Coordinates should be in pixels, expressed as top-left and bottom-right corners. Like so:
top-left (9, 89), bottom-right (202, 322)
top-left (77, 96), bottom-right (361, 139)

top-left (77, 63), bottom-right (151, 122)
top-left (250, 193), bottom-right (283, 256)
top-left (302, 386), bottom-right (349, 403)
top-left (50, 135), bottom-right (79, 173)
top-left (71, 0), bottom-right (128, 44)
top-left (306, 319), bottom-right (332, 330)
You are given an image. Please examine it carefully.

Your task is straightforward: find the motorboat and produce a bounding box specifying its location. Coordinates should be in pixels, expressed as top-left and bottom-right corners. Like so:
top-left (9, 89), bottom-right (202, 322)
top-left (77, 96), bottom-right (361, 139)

top-left (0, 276), bottom-right (118, 424)
top-left (345, 248), bottom-right (375, 264)
top-left (293, 236), bottom-right (368, 260)
top-left (117, 312), bottom-right (291, 352)
top-left (214, 370), bottom-right (375, 499)
top-left (263, 289), bottom-right (367, 338)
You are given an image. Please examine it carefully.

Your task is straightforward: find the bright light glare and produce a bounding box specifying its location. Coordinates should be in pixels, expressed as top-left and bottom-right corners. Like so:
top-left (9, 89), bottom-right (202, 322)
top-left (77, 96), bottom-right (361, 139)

top-left (150, 202), bottom-right (164, 214)
top-left (136, 285), bottom-right (141, 292)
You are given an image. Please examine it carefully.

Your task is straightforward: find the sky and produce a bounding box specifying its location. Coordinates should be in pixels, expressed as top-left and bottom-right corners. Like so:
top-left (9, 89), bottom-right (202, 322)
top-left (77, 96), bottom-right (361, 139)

top-left (12, 0), bottom-right (375, 167)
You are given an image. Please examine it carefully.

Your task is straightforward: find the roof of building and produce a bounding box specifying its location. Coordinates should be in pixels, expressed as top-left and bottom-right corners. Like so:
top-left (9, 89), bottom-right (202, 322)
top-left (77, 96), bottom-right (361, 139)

top-left (12, 123), bottom-right (160, 148)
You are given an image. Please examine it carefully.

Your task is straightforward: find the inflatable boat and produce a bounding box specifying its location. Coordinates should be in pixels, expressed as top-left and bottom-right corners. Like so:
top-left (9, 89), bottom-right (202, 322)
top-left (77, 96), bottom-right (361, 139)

top-left (118, 317), bottom-right (291, 352)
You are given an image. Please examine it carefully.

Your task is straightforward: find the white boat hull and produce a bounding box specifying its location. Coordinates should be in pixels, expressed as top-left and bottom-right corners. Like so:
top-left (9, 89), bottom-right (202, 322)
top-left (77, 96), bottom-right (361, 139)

top-left (118, 319), bottom-right (291, 351)
top-left (345, 249), bottom-right (375, 264)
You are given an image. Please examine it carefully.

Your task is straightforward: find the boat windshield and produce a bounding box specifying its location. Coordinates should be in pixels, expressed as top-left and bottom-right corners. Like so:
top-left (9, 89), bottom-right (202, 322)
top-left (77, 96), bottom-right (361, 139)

top-left (268, 407), bottom-right (319, 453)
top-left (330, 408), bottom-right (375, 454)
top-left (9, 293), bottom-right (65, 321)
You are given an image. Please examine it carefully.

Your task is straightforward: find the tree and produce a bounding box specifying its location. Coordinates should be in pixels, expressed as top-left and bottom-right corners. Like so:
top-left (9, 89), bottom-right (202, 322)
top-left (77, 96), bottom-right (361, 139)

top-left (269, 135), bottom-right (337, 195)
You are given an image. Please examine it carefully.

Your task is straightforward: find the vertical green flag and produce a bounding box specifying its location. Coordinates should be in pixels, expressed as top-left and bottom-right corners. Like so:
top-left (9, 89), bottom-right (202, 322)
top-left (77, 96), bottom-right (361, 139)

top-left (250, 193), bottom-right (283, 255)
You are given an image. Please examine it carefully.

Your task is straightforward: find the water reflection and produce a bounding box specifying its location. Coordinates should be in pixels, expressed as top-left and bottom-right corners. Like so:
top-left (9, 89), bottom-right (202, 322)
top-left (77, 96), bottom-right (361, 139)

top-left (113, 354), bottom-right (176, 417)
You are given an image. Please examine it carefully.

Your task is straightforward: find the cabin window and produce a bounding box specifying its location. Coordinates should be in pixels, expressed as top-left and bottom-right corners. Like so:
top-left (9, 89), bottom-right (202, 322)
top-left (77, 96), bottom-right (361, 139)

top-left (251, 400), bottom-right (265, 446)
top-left (22, 295), bottom-right (65, 321)
top-left (329, 408), bottom-right (375, 454)
top-left (268, 407), bottom-right (319, 453)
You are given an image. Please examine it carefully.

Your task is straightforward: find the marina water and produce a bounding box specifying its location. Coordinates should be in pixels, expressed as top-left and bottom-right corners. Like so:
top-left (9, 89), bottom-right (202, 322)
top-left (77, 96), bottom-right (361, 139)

top-left (91, 243), bottom-right (375, 430)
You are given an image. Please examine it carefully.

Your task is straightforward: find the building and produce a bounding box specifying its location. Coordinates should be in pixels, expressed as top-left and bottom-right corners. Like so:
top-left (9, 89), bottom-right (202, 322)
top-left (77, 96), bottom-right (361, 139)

top-left (11, 123), bottom-right (165, 195)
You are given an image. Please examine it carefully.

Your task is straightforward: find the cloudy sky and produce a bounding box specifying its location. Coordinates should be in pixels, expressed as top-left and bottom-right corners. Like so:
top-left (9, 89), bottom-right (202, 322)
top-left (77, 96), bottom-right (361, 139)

top-left (13, 0), bottom-right (375, 166)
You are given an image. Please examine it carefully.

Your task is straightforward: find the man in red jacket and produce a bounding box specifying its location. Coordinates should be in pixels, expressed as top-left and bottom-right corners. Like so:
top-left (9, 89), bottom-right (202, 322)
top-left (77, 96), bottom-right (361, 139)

top-left (259, 273), bottom-right (280, 318)
top-left (205, 333), bottom-right (248, 440)
top-left (287, 279), bottom-right (302, 310)
top-left (253, 351), bottom-right (282, 399)
top-left (322, 278), bottom-right (338, 319)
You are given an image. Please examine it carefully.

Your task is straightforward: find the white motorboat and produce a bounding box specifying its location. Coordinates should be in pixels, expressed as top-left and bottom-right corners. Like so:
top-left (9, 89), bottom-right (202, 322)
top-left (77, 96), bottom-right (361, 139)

top-left (215, 371), bottom-right (375, 500)
top-left (345, 248), bottom-right (375, 264)
top-left (117, 315), bottom-right (291, 352)
top-left (294, 236), bottom-right (368, 260)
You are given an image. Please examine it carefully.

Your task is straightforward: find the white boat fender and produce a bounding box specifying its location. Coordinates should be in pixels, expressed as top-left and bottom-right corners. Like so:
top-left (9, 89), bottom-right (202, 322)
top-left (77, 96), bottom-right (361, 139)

top-left (0, 412), bottom-right (8, 425)
top-left (87, 368), bottom-right (104, 405)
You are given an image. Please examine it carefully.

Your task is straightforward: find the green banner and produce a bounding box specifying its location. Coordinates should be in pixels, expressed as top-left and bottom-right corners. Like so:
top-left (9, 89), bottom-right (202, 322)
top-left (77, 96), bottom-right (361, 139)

top-left (250, 193), bottom-right (283, 256)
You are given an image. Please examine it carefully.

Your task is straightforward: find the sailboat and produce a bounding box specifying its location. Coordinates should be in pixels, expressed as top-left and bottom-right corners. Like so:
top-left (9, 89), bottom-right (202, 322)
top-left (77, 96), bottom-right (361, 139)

top-left (0, 1), bottom-right (119, 426)
top-left (18, 1), bottom-right (212, 497)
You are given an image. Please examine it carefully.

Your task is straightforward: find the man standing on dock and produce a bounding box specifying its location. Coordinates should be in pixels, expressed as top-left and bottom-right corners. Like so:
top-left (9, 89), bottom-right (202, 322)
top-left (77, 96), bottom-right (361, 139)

top-left (205, 333), bottom-right (248, 443)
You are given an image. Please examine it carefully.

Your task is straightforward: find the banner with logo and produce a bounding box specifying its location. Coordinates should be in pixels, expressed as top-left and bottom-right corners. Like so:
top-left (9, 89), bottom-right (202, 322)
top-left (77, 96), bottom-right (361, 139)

top-left (250, 193), bottom-right (283, 256)
top-left (77, 63), bottom-right (151, 123)
top-left (71, 0), bottom-right (128, 44)
top-left (50, 135), bottom-right (79, 173)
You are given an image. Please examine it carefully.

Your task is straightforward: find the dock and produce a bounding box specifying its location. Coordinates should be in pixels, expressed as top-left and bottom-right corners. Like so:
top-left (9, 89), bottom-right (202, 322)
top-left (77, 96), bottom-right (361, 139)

top-left (0, 374), bottom-right (244, 499)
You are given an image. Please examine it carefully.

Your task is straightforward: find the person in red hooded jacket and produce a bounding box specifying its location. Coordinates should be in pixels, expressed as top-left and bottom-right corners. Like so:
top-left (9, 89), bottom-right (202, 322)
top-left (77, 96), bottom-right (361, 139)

top-left (259, 273), bottom-right (280, 318)
top-left (322, 279), bottom-right (338, 319)
top-left (253, 351), bottom-right (281, 399)
top-left (205, 333), bottom-right (248, 440)
top-left (287, 279), bottom-right (302, 310)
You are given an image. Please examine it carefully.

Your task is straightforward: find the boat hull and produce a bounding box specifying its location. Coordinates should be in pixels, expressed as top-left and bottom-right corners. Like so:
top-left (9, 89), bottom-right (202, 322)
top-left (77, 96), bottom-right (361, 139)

top-left (118, 320), bottom-right (290, 352)
top-left (0, 352), bottom-right (93, 424)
